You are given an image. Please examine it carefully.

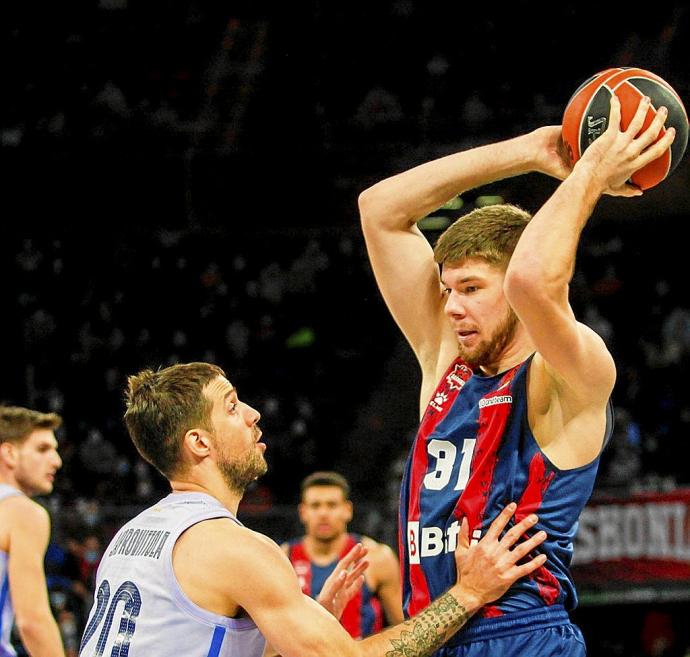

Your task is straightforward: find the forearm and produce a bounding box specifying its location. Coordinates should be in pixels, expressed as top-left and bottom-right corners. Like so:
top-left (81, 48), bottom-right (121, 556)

top-left (17, 614), bottom-right (65, 657)
top-left (357, 585), bottom-right (479, 657)
top-left (359, 134), bottom-right (536, 230)
top-left (506, 163), bottom-right (603, 294)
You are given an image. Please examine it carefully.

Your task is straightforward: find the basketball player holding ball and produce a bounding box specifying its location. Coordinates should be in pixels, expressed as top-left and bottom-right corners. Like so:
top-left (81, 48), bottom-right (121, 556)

top-left (358, 90), bottom-right (677, 656)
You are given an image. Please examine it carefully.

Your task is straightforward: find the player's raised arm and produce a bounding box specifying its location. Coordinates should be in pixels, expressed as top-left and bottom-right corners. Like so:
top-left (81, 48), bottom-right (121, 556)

top-left (358, 128), bottom-right (570, 393)
top-left (504, 97), bottom-right (675, 406)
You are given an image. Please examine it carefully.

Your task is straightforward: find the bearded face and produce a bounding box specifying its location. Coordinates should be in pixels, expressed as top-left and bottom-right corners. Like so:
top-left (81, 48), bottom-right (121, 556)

top-left (458, 305), bottom-right (519, 369)
top-left (214, 433), bottom-right (268, 495)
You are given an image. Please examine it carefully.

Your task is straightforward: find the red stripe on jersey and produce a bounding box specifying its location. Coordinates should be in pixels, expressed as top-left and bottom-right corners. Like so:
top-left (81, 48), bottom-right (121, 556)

top-left (338, 535), bottom-right (364, 637)
top-left (406, 359), bottom-right (472, 615)
top-left (482, 605), bottom-right (504, 618)
top-left (454, 365), bottom-right (520, 529)
top-left (452, 364), bottom-right (520, 620)
top-left (370, 596), bottom-right (384, 633)
top-left (515, 452), bottom-right (559, 605)
top-left (514, 452), bottom-right (556, 520)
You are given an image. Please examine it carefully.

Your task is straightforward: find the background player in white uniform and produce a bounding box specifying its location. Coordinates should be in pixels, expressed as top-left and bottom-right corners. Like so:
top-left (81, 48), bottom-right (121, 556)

top-left (81, 361), bottom-right (548, 657)
top-left (0, 406), bottom-right (65, 657)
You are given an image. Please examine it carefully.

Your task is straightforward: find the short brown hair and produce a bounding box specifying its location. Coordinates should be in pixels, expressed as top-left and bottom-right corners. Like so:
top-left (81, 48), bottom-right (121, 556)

top-left (0, 406), bottom-right (62, 445)
top-left (433, 204), bottom-right (531, 268)
top-left (300, 471), bottom-right (350, 500)
top-left (124, 362), bottom-right (225, 478)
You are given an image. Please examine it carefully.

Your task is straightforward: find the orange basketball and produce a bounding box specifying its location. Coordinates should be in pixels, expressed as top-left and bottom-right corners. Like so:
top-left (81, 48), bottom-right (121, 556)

top-left (562, 68), bottom-right (688, 189)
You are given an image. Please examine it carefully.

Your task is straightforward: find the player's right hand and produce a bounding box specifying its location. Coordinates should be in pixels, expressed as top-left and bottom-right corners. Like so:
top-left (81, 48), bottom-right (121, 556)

top-left (577, 94), bottom-right (675, 197)
top-left (454, 503), bottom-right (547, 607)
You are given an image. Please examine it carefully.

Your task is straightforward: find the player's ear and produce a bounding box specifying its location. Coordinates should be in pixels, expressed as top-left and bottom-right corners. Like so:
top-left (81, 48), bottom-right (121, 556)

top-left (345, 500), bottom-right (353, 523)
top-left (182, 428), bottom-right (212, 461)
top-left (0, 442), bottom-right (17, 468)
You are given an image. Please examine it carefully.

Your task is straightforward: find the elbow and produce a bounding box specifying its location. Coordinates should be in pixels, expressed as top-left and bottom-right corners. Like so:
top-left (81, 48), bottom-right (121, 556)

top-left (15, 610), bottom-right (54, 638)
top-left (358, 185), bottom-right (400, 232)
top-left (15, 615), bottom-right (44, 643)
top-left (503, 264), bottom-right (563, 309)
top-left (358, 187), bottom-right (380, 227)
top-left (503, 264), bottom-right (536, 300)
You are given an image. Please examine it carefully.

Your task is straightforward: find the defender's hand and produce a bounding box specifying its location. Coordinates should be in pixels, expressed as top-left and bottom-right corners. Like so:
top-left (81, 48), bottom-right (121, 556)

top-left (454, 503), bottom-right (547, 607)
top-left (316, 543), bottom-right (369, 619)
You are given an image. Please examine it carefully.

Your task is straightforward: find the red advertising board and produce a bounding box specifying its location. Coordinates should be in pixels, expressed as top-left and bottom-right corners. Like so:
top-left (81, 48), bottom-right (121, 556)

top-left (572, 489), bottom-right (690, 604)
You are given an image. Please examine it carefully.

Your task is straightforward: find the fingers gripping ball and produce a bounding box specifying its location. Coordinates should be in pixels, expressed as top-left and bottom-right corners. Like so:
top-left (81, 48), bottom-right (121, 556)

top-left (562, 67), bottom-right (688, 189)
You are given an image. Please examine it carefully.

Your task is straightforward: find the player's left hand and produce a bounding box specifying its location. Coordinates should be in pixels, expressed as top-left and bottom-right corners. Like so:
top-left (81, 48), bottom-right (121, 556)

top-left (316, 543), bottom-right (369, 620)
top-left (530, 125), bottom-right (574, 181)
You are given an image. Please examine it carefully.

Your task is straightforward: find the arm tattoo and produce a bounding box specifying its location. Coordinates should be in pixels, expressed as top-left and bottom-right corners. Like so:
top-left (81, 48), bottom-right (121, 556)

top-left (385, 592), bottom-right (470, 657)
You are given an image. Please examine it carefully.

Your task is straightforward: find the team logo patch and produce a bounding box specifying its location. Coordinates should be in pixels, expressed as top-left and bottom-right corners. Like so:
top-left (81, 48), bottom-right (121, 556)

top-left (447, 363), bottom-right (471, 390)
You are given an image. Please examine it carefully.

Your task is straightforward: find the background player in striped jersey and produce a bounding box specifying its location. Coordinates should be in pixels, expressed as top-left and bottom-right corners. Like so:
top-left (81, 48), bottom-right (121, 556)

top-left (358, 96), bottom-right (675, 656)
top-left (283, 471), bottom-right (403, 637)
top-left (80, 361), bottom-right (547, 657)
top-left (0, 406), bottom-right (65, 657)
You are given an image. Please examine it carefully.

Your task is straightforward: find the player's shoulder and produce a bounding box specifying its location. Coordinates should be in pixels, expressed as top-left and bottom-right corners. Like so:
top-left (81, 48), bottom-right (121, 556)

top-left (360, 535), bottom-right (398, 562)
top-left (1, 494), bottom-right (49, 525)
top-left (0, 495), bottom-right (51, 546)
top-left (178, 516), bottom-right (284, 566)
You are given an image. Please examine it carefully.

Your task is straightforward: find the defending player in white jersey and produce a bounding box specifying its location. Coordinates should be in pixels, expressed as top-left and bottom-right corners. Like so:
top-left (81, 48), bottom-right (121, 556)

top-left (0, 406), bottom-right (65, 657)
top-left (81, 361), bottom-right (547, 657)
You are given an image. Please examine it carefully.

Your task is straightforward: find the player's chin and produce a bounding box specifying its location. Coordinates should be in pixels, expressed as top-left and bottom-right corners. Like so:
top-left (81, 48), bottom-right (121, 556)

top-left (36, 480), bottom-right (54, 495)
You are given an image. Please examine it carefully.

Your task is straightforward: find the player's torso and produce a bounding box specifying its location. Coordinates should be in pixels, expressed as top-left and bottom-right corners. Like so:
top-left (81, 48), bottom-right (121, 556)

top-left (79, 492), bottom-right (265, 657)
top-left (399, 357), bottom-right (604, 618)
top-left (288, 533), bottom-right (383, 638)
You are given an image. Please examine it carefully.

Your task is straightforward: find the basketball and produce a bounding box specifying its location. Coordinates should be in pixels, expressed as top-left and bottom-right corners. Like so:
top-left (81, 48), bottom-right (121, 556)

top-left (562, 67), bottom-right (689, 189)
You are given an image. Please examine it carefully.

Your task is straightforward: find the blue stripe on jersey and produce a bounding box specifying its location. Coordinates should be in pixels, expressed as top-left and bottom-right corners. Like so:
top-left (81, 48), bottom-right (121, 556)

top-left (309, 563), bottom-right (332, 598)
top-left (360, 578), bottom-right (376, 636)
top-left (206, 626), bottom-right (226, 657)
top-left (0, 574), bottom-right (8, 638)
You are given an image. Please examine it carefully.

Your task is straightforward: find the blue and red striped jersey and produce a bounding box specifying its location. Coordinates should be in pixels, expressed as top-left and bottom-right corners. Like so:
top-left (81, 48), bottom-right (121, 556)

top-left (288, 533), bottom-right (384, 638)
top-left (399, 355), bottom-right (610, 620)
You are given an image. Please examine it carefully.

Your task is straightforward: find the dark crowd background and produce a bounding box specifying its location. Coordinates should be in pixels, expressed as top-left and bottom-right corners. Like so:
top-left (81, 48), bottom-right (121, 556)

top-left (2, 2), bottom-right (690, 655)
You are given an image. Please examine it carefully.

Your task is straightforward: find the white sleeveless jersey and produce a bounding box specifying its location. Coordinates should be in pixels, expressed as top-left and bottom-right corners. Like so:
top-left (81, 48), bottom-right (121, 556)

top-left (79, 492), bottom-right (266, 657)
top-left (0, 483), bottom-right (24, 657)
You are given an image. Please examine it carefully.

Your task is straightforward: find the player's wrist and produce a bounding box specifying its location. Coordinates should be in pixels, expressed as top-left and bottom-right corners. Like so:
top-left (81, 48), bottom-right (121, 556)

top-left (448, 583), bottom-right (483, 617)
top-left (507, 131), bottom-right (545, 175)
top-left (565, 159), bottom-right (608, 199)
